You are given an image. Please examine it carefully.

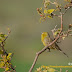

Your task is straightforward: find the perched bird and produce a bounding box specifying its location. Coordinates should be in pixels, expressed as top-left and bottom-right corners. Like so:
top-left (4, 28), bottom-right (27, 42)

top-left (41, 32), bottom-right (68, 57)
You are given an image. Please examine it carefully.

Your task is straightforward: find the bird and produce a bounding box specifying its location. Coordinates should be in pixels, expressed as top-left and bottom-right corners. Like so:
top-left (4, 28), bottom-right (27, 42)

top-left (41, 32), bottom-right (68, 57)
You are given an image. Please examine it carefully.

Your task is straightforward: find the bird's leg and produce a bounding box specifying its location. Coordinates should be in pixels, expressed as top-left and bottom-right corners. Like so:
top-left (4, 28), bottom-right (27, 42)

top-left (47, 48), bottom-right (50, 52)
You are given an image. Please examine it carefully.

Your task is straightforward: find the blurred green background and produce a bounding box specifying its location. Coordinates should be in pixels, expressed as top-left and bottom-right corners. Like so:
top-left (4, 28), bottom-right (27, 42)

top-left (0, 0), bottom-right (72, 72)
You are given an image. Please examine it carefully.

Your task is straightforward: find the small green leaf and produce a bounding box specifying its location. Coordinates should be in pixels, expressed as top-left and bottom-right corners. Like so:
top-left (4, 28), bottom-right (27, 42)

top-left (7, 53), bottom-right (12, 60)
top-left (47, 9), bottom-right (55, 14)
top-left (44, 9), bottom-right (55, 14)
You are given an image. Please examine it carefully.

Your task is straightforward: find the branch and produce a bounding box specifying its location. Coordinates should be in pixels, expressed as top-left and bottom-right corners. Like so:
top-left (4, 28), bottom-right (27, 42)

top-left (0, 30), bottom-right (11, 55)
top-left (0, 30), bottom-right (16, 72)
top-left (63, 7), bottom-right (71, 15)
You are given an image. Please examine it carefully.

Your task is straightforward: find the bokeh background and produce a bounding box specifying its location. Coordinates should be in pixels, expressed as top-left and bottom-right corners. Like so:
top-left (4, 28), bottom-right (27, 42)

top-left (0, 0), bottom-right (72, 72)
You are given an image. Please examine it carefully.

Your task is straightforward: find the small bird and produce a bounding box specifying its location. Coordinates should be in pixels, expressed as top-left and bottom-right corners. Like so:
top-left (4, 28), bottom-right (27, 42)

top-left (41, 32), bottom-right (68, 57)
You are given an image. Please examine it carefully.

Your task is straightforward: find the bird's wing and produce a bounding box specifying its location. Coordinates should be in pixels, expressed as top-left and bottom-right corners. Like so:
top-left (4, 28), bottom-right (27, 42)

top-left (43, 37), bottom-right (50, 46)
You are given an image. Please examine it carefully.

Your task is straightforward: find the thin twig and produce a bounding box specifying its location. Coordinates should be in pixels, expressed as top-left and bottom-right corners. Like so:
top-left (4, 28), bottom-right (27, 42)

top-left (63, 7), bottom-right (71, 15)
top-left (1, 31), bottom-right (11, 54)
top-left (0, 30), bottom-right (16, 72)
top-left (60, 29), bottom-right (72, 38)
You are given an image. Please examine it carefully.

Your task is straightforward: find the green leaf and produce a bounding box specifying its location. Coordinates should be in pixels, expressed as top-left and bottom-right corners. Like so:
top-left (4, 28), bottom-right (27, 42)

top-left (47, 9), bottom-right (55, 14)
top-left (7, 53), bottom-right (12, 60)
top-left (44, 9), bottom-right (55, 14)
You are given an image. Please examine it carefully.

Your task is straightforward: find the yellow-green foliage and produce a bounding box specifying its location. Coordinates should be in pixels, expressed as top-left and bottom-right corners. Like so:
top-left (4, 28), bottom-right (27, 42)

top-left (35, 66), bottom-right (56, 72)
top-left (0, 30), bottom-right (15, 72)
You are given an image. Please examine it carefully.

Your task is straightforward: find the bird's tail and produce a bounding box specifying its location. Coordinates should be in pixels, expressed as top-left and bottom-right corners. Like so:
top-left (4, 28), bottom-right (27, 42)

top-left (55, 43), bottom-right (69, 58)
top-left (59, 50), bottom-right (69, 58)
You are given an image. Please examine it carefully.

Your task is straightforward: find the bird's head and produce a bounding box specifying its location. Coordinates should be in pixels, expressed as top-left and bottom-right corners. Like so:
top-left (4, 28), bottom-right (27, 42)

top-left (41, 32), bottom-right (50, 40)
top-left (41, 32), bottom-right (48, 37)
